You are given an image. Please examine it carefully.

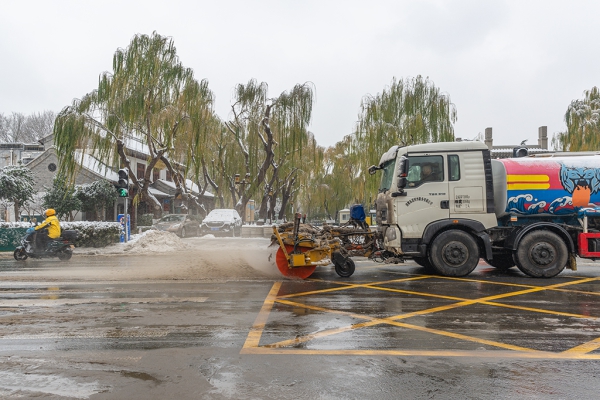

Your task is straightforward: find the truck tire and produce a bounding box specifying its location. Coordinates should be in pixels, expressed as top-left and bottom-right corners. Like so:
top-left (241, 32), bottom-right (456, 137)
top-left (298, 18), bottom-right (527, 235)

top-left (484, 253), bottom-right (515, 271)
top-left (514, 230), bottom-right (567, 278)
top-left (429, 230), bottom-right (480, 277)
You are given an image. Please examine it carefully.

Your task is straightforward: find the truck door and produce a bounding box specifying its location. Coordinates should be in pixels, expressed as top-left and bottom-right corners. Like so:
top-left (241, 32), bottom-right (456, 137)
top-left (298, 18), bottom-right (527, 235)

top-left (447, 153), bottom-right (488, 217)
top-left (397, 154), bottom-right (449, 239)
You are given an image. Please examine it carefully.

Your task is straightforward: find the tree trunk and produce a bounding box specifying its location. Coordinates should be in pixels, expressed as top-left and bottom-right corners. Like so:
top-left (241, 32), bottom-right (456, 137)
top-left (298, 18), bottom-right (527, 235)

top-left (131, 200), bottom-right (137, 230)
top-left (13, 201), bottom-right (19, 222)
top-left (258, 193), bottom-right (269, 222)
top-left (269, 195), bottom-right (277, 223)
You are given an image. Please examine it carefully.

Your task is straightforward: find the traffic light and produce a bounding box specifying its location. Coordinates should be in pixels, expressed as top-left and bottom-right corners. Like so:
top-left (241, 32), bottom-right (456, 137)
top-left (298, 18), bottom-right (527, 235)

top-left (117, 168), bottom-right (129, 197)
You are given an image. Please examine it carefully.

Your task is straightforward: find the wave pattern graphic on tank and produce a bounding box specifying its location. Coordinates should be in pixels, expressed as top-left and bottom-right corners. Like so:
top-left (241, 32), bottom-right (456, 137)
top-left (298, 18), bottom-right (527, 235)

top-left (501, 157), bottom-right (600, 216)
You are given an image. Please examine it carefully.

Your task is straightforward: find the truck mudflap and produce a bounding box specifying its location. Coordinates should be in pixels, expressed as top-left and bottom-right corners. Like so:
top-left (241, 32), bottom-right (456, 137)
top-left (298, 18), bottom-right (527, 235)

top-left (473, 231), bottom-right (493, 261)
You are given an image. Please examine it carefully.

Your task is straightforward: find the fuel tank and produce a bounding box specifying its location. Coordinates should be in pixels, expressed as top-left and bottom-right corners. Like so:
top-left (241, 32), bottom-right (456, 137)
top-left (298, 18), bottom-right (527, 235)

top-left (492, 156), bottom-right (600, 218)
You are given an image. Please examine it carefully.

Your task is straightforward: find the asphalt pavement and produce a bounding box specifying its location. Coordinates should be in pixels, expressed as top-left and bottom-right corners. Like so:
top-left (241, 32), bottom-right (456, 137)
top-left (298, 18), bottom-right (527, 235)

top-left (2, 242), bottom-right (600, 399)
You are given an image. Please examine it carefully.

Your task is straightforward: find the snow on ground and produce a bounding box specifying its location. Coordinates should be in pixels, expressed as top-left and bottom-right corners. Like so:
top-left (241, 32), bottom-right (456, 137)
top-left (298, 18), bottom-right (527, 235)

top-left (71, 230), bottom-right (283, 279)
top-left (122, 230), bottom-right (191, 253)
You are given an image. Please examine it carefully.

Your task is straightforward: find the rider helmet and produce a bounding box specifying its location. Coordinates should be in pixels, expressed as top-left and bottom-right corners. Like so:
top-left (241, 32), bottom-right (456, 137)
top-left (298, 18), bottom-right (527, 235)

top-left (45, 208), bottom-right (56, 217)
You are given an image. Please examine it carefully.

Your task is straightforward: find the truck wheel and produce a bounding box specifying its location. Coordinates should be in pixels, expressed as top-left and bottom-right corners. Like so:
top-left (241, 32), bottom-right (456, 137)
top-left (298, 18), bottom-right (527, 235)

top-left (429, 230), bottom-right (480, 277)
top-left (485, 253), bottom-right (515, 271)
top-left (514, 231), bottom-right (567, 278)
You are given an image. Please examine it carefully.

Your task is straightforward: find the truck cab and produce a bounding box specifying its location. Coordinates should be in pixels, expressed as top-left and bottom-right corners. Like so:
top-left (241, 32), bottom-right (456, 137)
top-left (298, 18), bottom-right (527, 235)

top-left (373, 141), bottom-right (497, 275)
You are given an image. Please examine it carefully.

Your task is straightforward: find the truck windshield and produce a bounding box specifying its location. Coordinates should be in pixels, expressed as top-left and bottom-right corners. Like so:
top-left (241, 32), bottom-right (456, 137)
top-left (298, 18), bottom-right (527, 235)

top-left (379, 159), bottom-right (396, 192)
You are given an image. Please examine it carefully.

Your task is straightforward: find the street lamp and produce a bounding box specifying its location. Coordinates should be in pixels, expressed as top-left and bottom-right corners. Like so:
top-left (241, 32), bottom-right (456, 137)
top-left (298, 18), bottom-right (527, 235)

top-left (234, 173), bottom-right (251, 186)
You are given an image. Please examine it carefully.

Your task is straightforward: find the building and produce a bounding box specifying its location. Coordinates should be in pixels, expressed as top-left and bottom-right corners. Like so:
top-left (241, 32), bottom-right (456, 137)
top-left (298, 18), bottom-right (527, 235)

top-left (483, 126), bottom-right (551, 159)
top-left (0, 142), bottom-right (45, 168)
top-left (1, 134), bottom-right (215, 222)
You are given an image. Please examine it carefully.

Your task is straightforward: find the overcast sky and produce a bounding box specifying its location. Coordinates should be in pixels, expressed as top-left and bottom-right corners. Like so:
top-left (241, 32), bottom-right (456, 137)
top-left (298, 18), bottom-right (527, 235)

top-left (1, 0), bottom-right (598, 149)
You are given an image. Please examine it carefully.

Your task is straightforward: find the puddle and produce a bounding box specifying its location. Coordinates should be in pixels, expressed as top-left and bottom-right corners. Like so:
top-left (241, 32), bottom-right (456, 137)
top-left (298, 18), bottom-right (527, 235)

top-left (120, 370), bottom-right (162, 384)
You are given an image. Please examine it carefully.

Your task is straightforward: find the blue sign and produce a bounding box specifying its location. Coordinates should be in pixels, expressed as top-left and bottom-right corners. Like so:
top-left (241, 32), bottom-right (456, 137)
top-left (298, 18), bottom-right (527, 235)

top-left (118, 214), bottom-right (130, 242)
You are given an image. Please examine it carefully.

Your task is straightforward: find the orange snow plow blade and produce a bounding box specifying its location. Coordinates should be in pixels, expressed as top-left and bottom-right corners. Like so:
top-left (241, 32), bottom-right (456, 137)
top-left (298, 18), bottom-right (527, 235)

top-left (271, 213), bottom-right (339, 279)
top-left (275, 245), bottom-right (316, 279)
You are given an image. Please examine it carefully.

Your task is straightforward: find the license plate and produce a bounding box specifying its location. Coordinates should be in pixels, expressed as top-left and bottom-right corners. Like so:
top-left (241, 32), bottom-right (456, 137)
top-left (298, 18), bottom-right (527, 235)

top-left (211, 228), bottom-right (219, 231)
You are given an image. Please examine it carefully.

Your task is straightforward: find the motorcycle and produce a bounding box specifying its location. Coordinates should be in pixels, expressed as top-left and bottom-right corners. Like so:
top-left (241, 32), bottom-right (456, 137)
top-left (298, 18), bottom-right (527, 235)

top-left (13, 228), bottom-right (79, 261)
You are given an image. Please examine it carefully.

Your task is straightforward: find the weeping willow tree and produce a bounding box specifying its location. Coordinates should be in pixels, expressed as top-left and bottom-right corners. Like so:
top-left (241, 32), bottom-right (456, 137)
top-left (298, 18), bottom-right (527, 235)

top-left (180, 108), bottom-right (224, 215)
top-left (349, 76), bottom-right (457, 206)
top-left (53, 32), bottom-right (214, 210)
top-left (280, 131), bottom-right (324, 220)
top-left (321, 135), bottom-right (364, 216)
top-left (269, 83), bottom-right (315, 220)
top-left (552, 86), bottom-right (600, 151)
top-left (222, 80), bottom-right (314, 221)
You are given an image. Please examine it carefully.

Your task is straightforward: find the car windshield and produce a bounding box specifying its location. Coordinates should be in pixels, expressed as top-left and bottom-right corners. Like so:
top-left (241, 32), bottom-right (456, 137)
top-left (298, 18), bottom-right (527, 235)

top-left (160, 215), bottom-right (185, 222)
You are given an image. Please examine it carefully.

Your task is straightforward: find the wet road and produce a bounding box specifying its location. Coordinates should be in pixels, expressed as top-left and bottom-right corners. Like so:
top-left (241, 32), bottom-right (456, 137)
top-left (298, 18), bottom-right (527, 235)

top-left (2, 245), bottom-right (600, 399)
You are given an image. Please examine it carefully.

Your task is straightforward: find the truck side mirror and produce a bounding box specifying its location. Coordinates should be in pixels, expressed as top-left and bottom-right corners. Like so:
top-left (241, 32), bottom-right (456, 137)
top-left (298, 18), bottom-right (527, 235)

top-left (368, 165), bottom-right (379, 175)
top-left (397, 156), bottom-right (408, 189)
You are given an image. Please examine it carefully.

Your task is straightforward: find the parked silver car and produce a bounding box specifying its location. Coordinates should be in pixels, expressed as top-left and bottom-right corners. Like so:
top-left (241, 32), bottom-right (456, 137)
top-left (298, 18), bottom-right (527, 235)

top-left (200, 209), bottom-right (242, 236)
top-left (153, 214), bottom-right (199, 238)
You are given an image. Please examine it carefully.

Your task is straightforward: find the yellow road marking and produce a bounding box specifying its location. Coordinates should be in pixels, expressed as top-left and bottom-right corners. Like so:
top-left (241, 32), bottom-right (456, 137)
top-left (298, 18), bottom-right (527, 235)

top-left (479, 300), bottom-right (598, 319)
top-left (268, 299), bottom-right (539, 352)
top-left (241, 348), bottom-right (600, 359)
top-left (563, 337), bottom-right (600, 355)
top-left (242, 282), bottom-right (281, 350)
top-left (280, 276), bottom-right (430, 299)
top-left (385, 321), bottom-right (539, 352)
top-left (242, 275), bottom-right (600, 357)
top-left (362, 284), bottom-right (470, 301)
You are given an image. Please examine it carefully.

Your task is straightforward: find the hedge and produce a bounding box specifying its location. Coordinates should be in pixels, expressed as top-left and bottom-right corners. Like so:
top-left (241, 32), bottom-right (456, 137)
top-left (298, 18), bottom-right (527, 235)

top-left (0, 221), bottom-right (122, 251)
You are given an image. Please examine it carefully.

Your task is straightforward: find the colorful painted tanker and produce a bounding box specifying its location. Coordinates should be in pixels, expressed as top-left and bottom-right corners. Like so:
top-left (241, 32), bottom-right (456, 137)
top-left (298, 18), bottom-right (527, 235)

top-left (492, 156), bottom-right (600, 218)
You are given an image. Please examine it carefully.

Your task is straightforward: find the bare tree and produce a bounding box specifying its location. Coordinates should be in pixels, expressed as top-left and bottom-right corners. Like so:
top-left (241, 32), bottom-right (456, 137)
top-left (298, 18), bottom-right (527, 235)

top-left (0, 112), bottom-right (26, 142)
top-left (0, 111), bottom-right (55, 143)
top-left (22, 111), bottom-right (56, 141)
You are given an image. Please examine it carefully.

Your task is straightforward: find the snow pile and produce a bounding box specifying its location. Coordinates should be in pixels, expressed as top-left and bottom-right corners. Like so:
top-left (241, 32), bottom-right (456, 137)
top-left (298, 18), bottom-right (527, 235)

top-left (121, 229), bottom-right (191, 253)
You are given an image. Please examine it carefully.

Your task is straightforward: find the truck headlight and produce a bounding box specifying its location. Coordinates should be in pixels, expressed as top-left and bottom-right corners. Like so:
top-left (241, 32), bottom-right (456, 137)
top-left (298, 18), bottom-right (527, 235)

top-left (385, 226), bottom-right (397, 241)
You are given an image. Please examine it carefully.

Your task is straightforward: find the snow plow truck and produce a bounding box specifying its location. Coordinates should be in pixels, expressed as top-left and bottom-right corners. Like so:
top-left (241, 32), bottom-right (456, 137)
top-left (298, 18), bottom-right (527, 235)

top-left (368, 141), bottom-right (600, 278)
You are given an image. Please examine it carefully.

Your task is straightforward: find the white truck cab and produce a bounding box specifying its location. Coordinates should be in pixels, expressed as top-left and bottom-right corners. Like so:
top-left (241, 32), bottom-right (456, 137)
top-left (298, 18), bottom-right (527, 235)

top-left (372, 141), bottom-right (497, 276)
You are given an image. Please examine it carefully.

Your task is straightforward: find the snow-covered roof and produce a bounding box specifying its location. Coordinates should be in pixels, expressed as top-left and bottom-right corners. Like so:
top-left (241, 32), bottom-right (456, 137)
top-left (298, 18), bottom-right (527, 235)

top-left (185, 179), bottom-right (214, 197)
top-left (148, 186), bottom-right (171, 198)
top-left (157, 179), bottom-right (214, 197)
top-left (74, 151), bottom-right (119, 181)
top-left (124, 136), bottom-right (151, 157)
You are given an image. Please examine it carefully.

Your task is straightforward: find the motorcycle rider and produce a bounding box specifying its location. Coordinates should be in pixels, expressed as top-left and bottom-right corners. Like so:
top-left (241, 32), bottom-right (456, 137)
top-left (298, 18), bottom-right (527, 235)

top-left (34, 208), bottom-right (61, 252)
